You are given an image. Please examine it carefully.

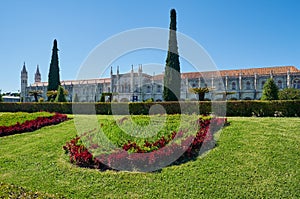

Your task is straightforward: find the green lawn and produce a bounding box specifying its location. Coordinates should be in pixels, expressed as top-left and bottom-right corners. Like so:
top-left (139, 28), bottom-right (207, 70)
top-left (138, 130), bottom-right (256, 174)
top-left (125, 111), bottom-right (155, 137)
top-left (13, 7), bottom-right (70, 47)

top-left (0, 116), bottom-right (299, 198)
top-left (0, 112), bottom-right (53, 127)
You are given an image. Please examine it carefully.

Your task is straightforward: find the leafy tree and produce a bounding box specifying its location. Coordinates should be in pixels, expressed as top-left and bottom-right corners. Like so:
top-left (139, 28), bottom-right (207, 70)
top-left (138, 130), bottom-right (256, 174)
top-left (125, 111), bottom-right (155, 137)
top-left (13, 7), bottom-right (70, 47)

top-left (100, 93), bottom-right (112, 102)
top-left (73, 93), bottom-right (79, 102)
top-left (47, 39), bottom-right (61, 93)
top-left (0, 93), bottom-right (3, 102)
top-left (189, 87), bottom-right (209, 101)
top-left (47, 88), bottom-right (68, 102)
top-left (261, 78), bottom-right (279, 100)
top-left (278, 88), bottom-right (300, 100)
top-left (29, 90), bottom-right (43, 102)
top-left (46, 90), bottom-right (57, 102)
top-left (55, 86), bottom-right (67, 102)
top-left (163, 9), bottom-right (181, 101)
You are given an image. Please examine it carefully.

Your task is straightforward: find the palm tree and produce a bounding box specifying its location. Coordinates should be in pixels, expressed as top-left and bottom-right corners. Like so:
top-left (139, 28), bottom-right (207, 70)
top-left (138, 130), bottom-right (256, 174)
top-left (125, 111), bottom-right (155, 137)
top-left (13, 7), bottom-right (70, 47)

top-left (189, 87), bottom-right (210, 101)
top-left (29, 90), bottom-right (43, 102)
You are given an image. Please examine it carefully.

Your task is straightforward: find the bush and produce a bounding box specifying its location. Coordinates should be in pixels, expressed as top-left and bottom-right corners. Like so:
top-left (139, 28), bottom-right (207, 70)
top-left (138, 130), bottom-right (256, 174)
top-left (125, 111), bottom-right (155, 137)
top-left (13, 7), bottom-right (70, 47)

top-left (55, 86), bottom-right (67, 102)
top-left (0, 101), bottom-right (299, 116)
top-left (261, 78), bottom-right (279, 100)
top-left (278, 88), bottom-right (300, 100)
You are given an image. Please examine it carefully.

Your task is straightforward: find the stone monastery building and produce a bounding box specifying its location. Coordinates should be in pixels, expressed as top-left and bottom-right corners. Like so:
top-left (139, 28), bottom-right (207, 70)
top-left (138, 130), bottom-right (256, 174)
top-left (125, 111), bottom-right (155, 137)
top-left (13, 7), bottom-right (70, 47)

top-left (21, 63), bottom-right (300, 102)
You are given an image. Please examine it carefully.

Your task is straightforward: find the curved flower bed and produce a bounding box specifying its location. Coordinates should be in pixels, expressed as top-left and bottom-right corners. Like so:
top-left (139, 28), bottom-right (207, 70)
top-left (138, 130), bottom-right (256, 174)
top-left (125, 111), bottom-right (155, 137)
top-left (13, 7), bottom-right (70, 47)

top-left (63, 116), bottom-right (228, 172)
top-left (0, 113), bottom-right (68, 137)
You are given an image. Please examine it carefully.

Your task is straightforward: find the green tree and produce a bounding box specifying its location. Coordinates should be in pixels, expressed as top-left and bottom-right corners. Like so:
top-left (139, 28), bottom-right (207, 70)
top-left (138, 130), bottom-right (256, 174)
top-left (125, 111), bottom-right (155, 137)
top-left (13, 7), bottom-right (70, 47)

top-left (189, 87), bottom-right (209, 101)
top-left (73, 93), bottom-right (79, 102)
top-left (47, 39), bottom-right (61, 93)
top-left (0, 93), bottom-right (3, 102)
top-left (261, 78), bottom-right (279, 100)
top-left (55, 86), bottom-right (67, 102)
top-left (278, 88), bottom-right (300, 100)
top-left (29, 90), bottom-right (43, 102)
top-left (163, 9), bottom-right (181, 101)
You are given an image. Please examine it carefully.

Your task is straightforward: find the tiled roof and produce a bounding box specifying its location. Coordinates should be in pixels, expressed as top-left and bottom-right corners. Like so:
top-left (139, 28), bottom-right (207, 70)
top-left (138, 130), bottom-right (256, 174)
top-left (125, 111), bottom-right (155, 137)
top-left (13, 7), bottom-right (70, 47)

top-left (154, 66), bottom-right (299, 80)
top-left (30, 78), bottom-right (111, 87)
top-left (29, 66), bottom-right (299, 86)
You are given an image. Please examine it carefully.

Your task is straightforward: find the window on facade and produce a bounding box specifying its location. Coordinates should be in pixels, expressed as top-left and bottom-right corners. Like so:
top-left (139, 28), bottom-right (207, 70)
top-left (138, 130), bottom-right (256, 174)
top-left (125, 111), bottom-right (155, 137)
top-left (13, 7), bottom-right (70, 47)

top-left (147, 85), bottom-right (151, 93)
top-left (157, 85), bottom-right (161, 93)
top-left (231, 82), bottom-right (236, 90)
top-left (246, 81), bottom-right (251, 90)
top-left (293, 79), bottom-right (300, 89)
top-left (192, 83), bottom-right (196, 88)
top-left (277, 80), bottom-right (283, 89)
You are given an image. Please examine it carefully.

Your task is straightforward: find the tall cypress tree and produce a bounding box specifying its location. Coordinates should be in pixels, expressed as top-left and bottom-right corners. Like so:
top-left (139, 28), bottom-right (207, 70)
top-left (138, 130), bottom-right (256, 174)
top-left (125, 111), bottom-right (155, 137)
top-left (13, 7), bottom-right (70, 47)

top-left (47, 39), bottom-right (60, 92)
top-left (163, 9), bottom-right (181, 101)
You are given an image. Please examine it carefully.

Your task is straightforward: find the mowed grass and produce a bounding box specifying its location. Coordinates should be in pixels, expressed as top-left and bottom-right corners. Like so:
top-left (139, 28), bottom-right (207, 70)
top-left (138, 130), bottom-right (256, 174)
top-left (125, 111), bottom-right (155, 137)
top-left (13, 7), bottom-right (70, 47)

top-left (0, 112), bottom-right (53, 127)
top-left (0, 115), bottom-right (299, 198)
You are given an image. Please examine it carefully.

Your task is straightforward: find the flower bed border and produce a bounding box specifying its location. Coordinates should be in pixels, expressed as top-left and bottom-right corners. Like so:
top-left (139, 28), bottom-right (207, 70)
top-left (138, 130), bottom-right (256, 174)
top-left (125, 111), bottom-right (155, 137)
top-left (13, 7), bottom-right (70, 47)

top-left (63, 116), bottom-right (228, 172)
top-left (0, 113), bottom-right (68, 137)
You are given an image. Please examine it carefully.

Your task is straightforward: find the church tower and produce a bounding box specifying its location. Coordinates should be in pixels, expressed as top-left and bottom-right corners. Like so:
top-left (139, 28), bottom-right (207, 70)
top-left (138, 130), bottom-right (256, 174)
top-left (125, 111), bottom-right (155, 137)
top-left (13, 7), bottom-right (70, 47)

top-left (21, 62), bottom-right (28, 102)
top-left (34, 65), bottom-right (41, 83)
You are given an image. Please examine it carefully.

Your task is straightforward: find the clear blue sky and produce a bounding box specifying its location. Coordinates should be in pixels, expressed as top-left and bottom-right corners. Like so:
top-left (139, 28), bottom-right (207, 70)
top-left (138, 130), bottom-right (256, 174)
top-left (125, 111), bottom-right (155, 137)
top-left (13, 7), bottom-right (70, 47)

top-left (0, 0), bottom-right (299, 93)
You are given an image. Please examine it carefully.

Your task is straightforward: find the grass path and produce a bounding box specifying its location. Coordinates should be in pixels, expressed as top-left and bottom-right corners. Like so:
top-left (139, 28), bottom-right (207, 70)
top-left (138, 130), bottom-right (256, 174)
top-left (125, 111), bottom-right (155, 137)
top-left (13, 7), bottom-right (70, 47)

top-left (0, 117), bottom-right (299, 198)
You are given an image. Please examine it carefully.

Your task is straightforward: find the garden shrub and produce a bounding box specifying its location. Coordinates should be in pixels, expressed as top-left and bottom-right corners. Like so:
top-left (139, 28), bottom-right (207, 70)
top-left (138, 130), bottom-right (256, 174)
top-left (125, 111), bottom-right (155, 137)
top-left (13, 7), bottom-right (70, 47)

top-left (0, 101), bottom-right (299, 116)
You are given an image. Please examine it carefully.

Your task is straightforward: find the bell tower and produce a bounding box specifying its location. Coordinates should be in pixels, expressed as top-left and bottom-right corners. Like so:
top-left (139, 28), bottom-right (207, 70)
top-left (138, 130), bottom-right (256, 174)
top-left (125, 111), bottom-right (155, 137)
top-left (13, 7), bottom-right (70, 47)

top-left (21, 62), bottom-right (28, 102)
top-left (34, 65), bottom-right (41, 83)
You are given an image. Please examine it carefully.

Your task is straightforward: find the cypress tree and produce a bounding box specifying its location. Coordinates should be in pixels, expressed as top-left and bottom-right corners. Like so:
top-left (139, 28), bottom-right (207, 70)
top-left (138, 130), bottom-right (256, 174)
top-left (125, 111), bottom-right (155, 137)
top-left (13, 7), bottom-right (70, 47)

top-left (73, 93), bottom-right (79, 102)
top-left (163, 9), bottom-right (181, 101)
top-left (261, 78), bottom-right (279, 100)
top-left (47, 39), bottom-right (61, 92)
top-left (55, 86), bottom-right (67, 102)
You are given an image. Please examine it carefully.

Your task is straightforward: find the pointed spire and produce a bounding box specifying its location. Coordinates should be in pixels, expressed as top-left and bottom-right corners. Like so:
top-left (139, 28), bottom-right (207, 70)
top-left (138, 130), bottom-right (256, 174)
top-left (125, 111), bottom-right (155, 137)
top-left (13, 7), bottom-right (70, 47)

top-left (110, 66), bottom-right (113, 76)
top-left (22, 62), bottom-right (27, 73)
top-left (131, 64), bottom-right (134, 72)
top-left (35, 64), bottom-right (41, 83)
top-left (117, 65), bottom-right (119, 75)
top-left (36, 64), bottom-right (41, 75)
top-left (138, 64), bottom-right (143, 73)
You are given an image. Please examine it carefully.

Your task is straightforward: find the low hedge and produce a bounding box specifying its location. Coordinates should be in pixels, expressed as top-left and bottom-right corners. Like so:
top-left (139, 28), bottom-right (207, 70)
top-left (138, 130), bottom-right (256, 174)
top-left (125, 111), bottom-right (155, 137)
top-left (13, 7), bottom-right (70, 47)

top-left (0, 100), bottom-right (299, 116)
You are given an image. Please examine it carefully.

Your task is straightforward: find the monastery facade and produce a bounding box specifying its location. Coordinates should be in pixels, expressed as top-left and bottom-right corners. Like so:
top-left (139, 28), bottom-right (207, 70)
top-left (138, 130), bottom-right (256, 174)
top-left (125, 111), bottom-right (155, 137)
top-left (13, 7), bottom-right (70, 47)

top-left (20, 63), bottom-right (300, 102)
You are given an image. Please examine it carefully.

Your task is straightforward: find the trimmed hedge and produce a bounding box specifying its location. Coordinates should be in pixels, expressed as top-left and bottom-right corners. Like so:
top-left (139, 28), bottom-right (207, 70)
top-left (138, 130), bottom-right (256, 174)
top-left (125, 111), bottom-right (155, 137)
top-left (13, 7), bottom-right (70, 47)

top-left (0, 100), bottom-right (299, 116)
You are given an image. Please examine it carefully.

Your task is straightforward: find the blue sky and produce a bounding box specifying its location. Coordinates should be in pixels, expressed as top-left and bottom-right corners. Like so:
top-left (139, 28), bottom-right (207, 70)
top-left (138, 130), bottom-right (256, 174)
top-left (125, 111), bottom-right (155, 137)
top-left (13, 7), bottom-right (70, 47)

top-left (0, 0), bottom-right (299, 92)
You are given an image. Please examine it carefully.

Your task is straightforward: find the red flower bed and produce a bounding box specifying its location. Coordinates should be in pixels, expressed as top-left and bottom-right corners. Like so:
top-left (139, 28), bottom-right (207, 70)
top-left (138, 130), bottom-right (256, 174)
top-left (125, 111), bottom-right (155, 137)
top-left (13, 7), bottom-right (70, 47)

top-left (63, 116), bottom-right (228, 172)
top-left (0, 113), bottom-right (68, 137)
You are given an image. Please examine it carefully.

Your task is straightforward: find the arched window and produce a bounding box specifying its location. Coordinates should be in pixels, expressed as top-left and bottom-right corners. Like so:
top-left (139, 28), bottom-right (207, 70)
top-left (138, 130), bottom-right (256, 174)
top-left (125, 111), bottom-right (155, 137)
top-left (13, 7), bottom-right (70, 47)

top-left (231, 82), bottom-right (236, 90)
top-left (147, 85), bottom-right (151, 93)
top-left (246, 81), bottom-right (251, 90)
top-left (261, 81), bottom-right (265, 89)
top-left (277, 80), bottom-right (283, 89)
top-left (293, 79), bottom-right (300, 89)
top-left (157, 85), bottom-right (161, 93)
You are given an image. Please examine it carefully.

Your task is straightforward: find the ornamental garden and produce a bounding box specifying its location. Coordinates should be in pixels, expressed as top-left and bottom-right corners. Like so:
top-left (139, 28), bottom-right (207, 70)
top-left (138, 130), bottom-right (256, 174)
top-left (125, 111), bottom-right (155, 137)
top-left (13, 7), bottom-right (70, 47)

top-left (1, 9), bottom-right (300, 199)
